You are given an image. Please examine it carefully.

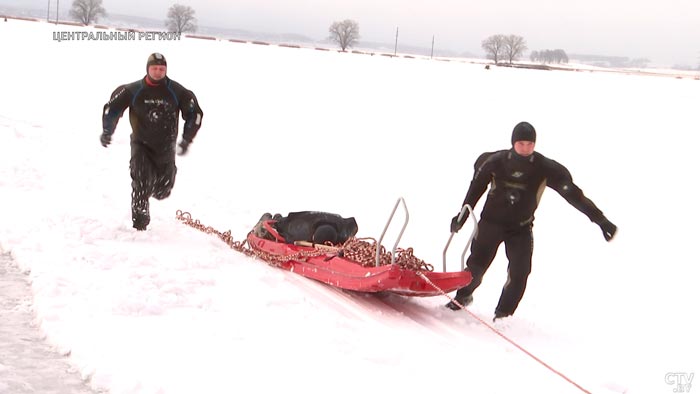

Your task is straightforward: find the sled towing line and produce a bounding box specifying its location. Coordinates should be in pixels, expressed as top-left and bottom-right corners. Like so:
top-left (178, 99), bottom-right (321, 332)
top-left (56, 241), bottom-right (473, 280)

top-left (176, 198), bottom-right (478, 297)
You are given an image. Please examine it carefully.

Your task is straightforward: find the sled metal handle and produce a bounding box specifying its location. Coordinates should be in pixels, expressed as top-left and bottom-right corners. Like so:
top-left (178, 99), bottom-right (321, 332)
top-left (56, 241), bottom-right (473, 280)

top-left (442, 204), bottom-right (478, 272)
top-left (376, 197), bottom-right (409, 267)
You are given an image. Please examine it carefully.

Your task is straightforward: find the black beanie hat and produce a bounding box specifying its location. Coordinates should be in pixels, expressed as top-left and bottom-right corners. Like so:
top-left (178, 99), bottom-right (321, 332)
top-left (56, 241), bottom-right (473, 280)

top-left (511, 122), bottom-right (536, 145)
top-left (146, 52), bottom-right (167, 69)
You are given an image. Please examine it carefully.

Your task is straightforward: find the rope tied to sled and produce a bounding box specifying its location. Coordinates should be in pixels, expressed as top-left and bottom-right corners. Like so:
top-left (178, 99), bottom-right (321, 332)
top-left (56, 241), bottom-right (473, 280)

top-left (416, 272), bottom-right (593, 394)
top-left (175, 210), bottom-right (433, 271)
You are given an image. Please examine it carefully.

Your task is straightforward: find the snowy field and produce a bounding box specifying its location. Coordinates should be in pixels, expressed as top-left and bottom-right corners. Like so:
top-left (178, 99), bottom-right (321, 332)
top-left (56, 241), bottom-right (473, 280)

top-left (0, 19), bottom-right (698, 394)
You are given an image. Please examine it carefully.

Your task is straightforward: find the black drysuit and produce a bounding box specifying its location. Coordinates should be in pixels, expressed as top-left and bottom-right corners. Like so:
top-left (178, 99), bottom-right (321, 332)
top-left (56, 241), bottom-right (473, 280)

top-left (454, 149), bottom-right (609, 316)
top-left (102, 76), bottom-right (203, 226)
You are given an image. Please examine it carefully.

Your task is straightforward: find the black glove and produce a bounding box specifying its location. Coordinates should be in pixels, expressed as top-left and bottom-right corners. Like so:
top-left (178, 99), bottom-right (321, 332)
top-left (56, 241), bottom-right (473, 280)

top-left (599, 219), bottom-right (617, 242)
top-left (100, 132), bottom-right (111, 147)
top-left (450, 214), bottom-right (465, 233)
top-left (177, 139), bottom-right (190, 156)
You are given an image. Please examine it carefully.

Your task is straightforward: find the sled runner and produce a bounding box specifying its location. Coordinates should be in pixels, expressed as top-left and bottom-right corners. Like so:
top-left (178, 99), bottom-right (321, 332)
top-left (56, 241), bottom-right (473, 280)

top-left (246, 198), bottom-right (478, 297)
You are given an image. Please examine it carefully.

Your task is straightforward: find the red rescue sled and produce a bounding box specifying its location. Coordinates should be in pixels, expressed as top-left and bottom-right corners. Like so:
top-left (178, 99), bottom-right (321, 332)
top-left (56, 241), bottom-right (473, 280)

top-left (246, 199), bottom-right (478, 297)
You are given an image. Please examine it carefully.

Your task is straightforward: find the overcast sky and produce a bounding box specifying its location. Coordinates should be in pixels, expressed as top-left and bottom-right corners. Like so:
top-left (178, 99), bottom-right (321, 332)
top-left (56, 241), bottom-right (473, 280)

top-left (12, 0), bottom-right (700, 66)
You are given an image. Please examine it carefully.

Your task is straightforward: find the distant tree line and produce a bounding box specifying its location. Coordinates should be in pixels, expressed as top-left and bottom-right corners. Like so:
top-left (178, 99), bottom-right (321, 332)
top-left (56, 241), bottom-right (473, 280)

top-left (570, 53), bottom-right (650, 68)
top-left (62, 4), bottom-right (672, 69)
top-left (531, 49), bottom-right (569, 64)
top-left (68, 0), bottom-right (197, 33)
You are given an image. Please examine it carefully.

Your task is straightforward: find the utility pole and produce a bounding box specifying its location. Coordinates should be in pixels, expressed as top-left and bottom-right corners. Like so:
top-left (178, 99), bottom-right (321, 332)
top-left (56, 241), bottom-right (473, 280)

top-left (431, 35), bottom-right (435, 59)
top-left (55, 0), bottom-right (59, 24)
top-left (394, 27), bottom-right (398, 56)
top-left (47, 0), bottom-right (50, 22)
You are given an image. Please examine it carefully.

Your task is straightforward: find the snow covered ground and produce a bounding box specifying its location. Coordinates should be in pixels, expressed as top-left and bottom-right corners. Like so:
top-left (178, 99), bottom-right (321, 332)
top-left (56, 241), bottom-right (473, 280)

top-left (1, 18), bottom-right (698, 394)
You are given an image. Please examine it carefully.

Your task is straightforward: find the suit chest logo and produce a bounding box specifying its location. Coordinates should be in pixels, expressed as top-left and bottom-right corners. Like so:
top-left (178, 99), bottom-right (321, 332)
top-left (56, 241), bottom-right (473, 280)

top-left (144, 99), bottom-right (167, 105)
top-left (143, 98), bottom-right (175, 124)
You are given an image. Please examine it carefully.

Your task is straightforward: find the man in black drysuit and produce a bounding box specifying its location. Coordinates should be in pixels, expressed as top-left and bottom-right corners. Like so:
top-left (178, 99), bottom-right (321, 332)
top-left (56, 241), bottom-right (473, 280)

top-left (101, 53), bottom-right (203, 230)
top-left (447, 122), bottom-right (617, 320)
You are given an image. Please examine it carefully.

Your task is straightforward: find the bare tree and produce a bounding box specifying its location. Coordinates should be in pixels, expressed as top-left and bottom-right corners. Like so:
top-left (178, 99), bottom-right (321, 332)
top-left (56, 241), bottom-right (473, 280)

top-left (554, 49), bottom-right (569, 64)
top-left (69, 0), bottom-right (106, 25)
top-left (559, 51), bottom-right (568, 63)
top-left (166, 4), bottom-right (197, 34)
top-left (481, 34), bottom-right (506, 64)
top-left (329, 19), bottom-right (360, 51)
top-left (503, 34), bottom-right (527, 64)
